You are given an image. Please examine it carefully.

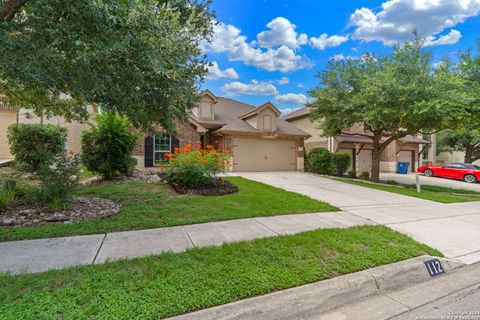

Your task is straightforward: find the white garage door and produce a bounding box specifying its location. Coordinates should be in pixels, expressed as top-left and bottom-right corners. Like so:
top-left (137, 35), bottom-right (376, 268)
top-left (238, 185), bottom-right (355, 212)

top-left (398, 150), bottom-right (414, 172)
top-left (338, 148), bottom-right (355, 171)
top-left (232, 138), bottom-right (296, 172)
top-left (357, 149), bottom-right (372, 173)
top-left (0, 111), bottom-right (17, 159)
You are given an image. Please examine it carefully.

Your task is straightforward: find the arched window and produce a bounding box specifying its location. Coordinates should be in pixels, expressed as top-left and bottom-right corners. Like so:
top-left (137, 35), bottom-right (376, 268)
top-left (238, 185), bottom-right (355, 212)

top-left (263, 115), bottom-right (272, 131)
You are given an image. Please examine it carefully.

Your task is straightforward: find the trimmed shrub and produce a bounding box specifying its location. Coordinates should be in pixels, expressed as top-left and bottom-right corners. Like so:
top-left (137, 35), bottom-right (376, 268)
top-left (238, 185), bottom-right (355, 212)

top-left (81, 113), bottom-right (139, 180)
top-left (347, 170), bottom-right (357, 179)
top-left (7, 124), bottom-right (67, 172)
top-left (162, 143), bottom-right (229, 188)
top-left (332, 152), bottom-right (351, 176)
top-left (38, 155), bottom-right (80, 211)
top-left (306, 148), bottom-right (333, 174)
top-left (358, 171), bottom-right (370, 180)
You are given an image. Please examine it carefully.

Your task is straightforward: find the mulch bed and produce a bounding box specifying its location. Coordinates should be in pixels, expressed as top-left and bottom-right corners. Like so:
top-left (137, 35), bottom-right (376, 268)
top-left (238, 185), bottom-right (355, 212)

top-left (1, 197), bottom-right (121, 227)
top-left (170, 178), bottom-right (239, 196)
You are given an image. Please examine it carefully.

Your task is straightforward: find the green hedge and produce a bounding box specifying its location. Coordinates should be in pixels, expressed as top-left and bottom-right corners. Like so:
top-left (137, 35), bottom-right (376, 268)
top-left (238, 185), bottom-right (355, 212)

top-left (7, 124), bottom-right (67, 172)
top-left (332, 152), bottom-right (351, 176)
top-left (306, 148), bottom-right (333, 174)
top-left (81, 113), bottom-right (139, 180)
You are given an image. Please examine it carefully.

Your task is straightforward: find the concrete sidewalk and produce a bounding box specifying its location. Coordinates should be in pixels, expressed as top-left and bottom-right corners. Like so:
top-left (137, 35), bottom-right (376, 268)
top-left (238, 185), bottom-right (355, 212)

top-left (0, 211), bottom-right (371, 274)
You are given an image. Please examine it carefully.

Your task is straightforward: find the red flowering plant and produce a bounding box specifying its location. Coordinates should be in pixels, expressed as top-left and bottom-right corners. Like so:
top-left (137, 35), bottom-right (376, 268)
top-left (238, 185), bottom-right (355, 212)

top-left (162, 142), bottom-right (230, 188)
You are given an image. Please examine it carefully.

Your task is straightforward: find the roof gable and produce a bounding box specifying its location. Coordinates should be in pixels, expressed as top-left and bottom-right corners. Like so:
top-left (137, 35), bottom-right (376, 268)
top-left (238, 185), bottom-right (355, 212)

top-left (199, 90), bottom-right (218, 103)
top-left (239, 102), bottom-right (281, 120)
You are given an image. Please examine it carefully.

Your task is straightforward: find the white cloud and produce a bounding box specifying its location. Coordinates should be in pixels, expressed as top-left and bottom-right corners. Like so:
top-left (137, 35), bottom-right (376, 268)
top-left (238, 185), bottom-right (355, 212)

top-left (228, 43), bottom-right (313, 72)
top-left (202, 20), bottom-right (313, 72)
top-left (257, 17), bottom-right (308, 49)
top-left (330, 54), bottom-right (359, 61)
top-left (280, 107), bottom-right (303, 116)
top-left (202, 22), bottom-right (246, 53)
top-left (424, 29), bottom-right (462, 47)
top-left (206, 61), bottom-right (239, 80)
top-left (310, 34), bottom-right (349, 50)
top-left (274, 93), bottom-right (312, 105)
top-left (222, 80), bottom-right (279, 96)
top-left (277, 77), bottom-right (289, 85)
top-left (349, 0), bottom-right (480, 46)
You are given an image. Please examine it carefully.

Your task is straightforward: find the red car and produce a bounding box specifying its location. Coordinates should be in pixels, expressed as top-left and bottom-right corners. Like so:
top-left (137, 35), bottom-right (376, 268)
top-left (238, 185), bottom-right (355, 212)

top-left (418, 163), bottom-right (480, 183)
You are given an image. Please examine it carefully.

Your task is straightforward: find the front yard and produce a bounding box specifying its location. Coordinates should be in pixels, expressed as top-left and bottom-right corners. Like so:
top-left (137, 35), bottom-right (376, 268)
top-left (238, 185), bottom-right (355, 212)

top-left (0, 177), bottom-right (337, 242)
top-left (0, 225), bottom-right (440, 320)
top-left (336, 178), bottom-right (480, 203)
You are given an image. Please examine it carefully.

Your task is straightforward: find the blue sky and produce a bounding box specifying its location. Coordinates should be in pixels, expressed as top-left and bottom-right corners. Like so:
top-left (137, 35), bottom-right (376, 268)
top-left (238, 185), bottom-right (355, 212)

top-left (201, 0), bottom-right (480, 114)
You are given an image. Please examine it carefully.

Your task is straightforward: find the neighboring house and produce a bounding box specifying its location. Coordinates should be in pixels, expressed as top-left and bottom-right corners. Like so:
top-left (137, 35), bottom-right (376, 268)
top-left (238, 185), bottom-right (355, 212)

top-left (436, 150), bottom-right (480, 166)
top-left (0, 103), bottom-right (97, 160)
top-left (133, 90), bottom-right (310, 172)
top-left (283, 107), bottom-right (432, 173)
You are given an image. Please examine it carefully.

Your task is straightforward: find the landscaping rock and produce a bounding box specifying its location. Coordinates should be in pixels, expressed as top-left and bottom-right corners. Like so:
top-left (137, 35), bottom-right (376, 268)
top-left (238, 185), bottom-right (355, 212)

top-left (0, 197), bottom-right (121, 227)
top-left (81, 171), bottom-right (163, 185)
top-left (2, 219), bottom-right (13, 226)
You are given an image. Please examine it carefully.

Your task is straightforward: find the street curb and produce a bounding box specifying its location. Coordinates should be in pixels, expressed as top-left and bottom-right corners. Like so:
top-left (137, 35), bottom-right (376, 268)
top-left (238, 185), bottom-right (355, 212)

top-left (167, 255), bottom-right (465, 320)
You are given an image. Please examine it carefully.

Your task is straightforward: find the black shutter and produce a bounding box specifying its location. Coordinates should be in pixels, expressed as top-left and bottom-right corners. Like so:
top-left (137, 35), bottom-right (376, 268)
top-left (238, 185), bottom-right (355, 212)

top-left (171, 135), bottom-right (180, 151)
top-left (144, 136), bottom-right (154, 167)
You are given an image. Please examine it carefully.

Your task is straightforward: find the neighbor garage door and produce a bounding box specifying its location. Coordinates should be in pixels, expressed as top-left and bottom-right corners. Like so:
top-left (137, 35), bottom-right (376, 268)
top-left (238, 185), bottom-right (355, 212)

top-left (398, 150), bottom-right (414, 172)
top-left (357, 149), bottom-right (372, 173)
top-left (232, 138), bottom-right (296, 172)
top-left (0, 110), bottom-right (17, 159)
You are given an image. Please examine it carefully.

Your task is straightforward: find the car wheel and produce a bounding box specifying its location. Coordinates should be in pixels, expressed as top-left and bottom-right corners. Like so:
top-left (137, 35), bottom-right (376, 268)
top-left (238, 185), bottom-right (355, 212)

top-left (464, 174), bottom-right (478, 183)
top-left (424, 169), bottom-right (433, 177)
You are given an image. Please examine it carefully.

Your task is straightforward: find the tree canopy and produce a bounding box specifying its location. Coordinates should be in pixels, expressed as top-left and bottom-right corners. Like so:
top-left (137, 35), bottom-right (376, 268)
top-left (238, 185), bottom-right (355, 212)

top-left (308, 39), bottom-right (473, 181)
top-left (0, 0), bottom-right (214, 131)
top-left (437, 47), bottom-right (480, 164)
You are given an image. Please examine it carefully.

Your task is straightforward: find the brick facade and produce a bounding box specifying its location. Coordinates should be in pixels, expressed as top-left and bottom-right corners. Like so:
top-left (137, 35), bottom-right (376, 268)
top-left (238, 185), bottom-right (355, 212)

top-left (133, 120), bottom-right (201, 168)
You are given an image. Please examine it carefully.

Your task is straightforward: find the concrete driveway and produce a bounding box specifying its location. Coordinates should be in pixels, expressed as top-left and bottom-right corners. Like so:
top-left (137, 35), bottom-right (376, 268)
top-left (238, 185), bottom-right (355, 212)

top-left (237, 172), bottom-right (480, 264)
top-left (235, 172), bottom-right (429, 209)
top-left (380, 172), bottom-right (480, 192)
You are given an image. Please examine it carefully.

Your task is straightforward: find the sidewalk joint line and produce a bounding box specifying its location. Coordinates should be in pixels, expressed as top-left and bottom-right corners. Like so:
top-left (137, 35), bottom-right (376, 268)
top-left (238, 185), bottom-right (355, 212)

top-left (252, 218), bottom-right (280, 235)
top-left (92, 233), bottom-right (107, 265)
top-left (183, 226), bottom-right (196, 248)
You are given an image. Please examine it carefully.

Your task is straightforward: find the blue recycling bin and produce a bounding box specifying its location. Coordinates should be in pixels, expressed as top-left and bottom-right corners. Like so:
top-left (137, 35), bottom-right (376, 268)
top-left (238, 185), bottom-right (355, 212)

top-left (397, 162), bottom-right (410, 174)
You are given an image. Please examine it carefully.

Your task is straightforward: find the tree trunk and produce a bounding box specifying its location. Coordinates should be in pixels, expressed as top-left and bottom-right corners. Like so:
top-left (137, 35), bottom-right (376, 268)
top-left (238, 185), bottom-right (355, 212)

top-left (0, 0), bottom-right (28, 21)
top-left (371, 138), bottom-right (382, 183)
top-left (464, 144), bottom-right (473, 164)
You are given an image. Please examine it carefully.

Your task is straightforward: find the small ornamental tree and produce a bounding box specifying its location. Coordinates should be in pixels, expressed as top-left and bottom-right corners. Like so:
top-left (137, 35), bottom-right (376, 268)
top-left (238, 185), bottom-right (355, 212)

top-left (332, 152), bottom-right (351, 176)
top-left (306, 148), bottom-right (333, 175)
top-left (7, 123), bottom-right (67, 172)
top-left (81, 113), bottom-right (139, 180)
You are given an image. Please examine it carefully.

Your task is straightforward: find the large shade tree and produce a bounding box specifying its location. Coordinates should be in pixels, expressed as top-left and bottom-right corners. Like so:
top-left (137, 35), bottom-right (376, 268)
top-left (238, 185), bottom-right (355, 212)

top-left (437, 47), bottom-right (480, 164)
top-left (0, 0), bottom-right (214, 131)
top-left (308, 39), bottom-right (473, 182)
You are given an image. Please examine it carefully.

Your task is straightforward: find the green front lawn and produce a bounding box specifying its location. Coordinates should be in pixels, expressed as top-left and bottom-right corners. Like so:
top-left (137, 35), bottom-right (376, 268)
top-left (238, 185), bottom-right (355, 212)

top-left (337, 178), bottom-right (480, 203)
top-left (0, 225), bottom-right (440, 320)
top-left (0, 177), bottom-right (337, 242)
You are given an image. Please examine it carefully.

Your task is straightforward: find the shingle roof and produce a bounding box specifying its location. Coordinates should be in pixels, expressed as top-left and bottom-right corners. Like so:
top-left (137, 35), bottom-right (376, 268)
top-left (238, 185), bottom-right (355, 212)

top-left (211, 97), bottom-right (310, 137)
top-left (282, 107), bottom-right (312, 121)
top-left (335, 134), bottom-right (431, 145)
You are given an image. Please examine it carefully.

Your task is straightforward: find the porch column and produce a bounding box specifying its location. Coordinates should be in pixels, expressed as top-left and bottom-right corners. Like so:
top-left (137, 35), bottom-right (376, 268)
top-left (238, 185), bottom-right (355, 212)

top-left (354, 143), bottom-right (360, 174)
